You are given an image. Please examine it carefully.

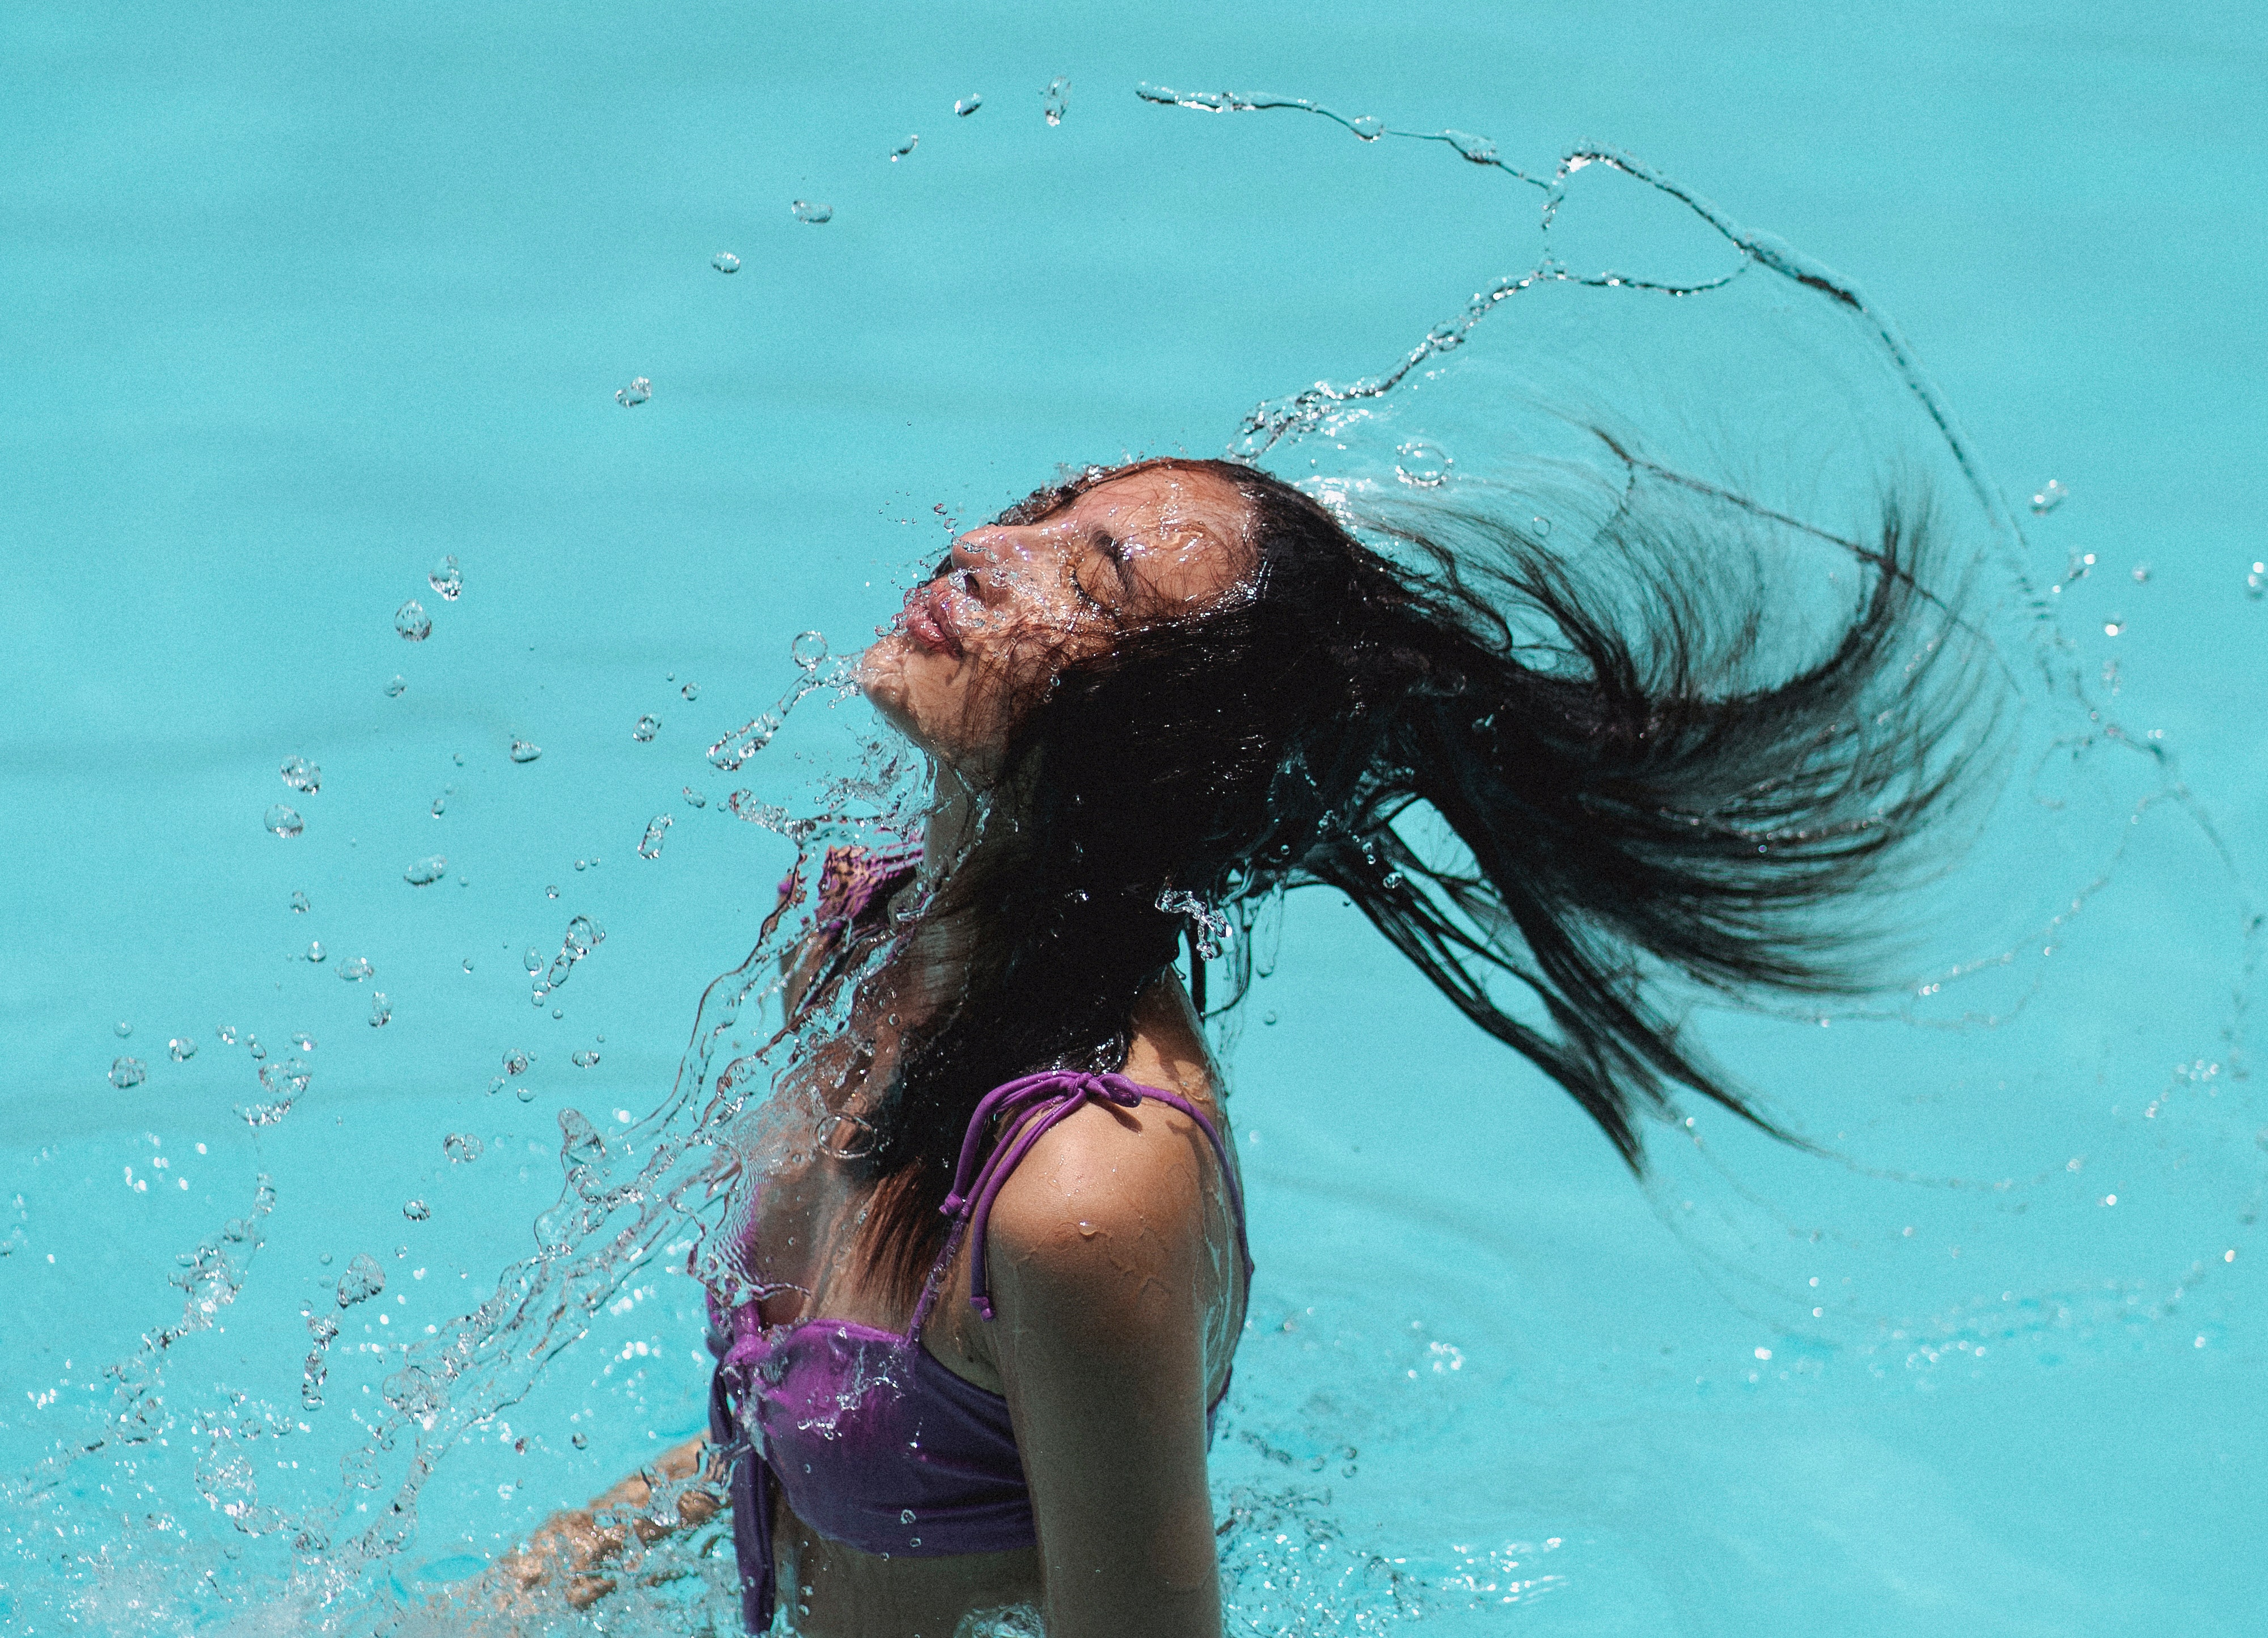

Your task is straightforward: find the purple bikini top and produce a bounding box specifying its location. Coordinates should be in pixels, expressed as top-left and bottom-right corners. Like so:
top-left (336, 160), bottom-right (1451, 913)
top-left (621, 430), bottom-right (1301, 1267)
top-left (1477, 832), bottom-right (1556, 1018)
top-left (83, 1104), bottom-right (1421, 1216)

top-left (705, 1069), bottom-right (1254, 1635)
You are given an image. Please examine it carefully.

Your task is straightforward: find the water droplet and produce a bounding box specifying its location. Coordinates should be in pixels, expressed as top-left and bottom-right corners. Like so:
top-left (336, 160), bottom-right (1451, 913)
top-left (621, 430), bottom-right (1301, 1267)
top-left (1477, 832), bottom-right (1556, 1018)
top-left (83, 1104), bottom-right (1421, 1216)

top-left (545, 884), bottom-right (560, 899)
top-left (637, 814), bottom-right (673, 859)
top-left (790, 200), bottom-right (832, 225)
top-left (1444, 128), bottom-right (1497, 164)
top-left (168, 1036), bottom-right (196, 1063)
top-left (246, 1034), bottom-right (265, 1060)
top-left (2029, 478), bottom-right (2070, 515)
top-left (280, 755), bottom-right (322, 794)
top-left (503, 1049), bottom-right (532, 1076)
top-left (632, 714), bottom-right (660, 742)
top-left (615, 376), bottom-right (651, 408)
top-left (888, 134), bottom-right (919, 161)
top-left (1349, 114), bottom-right (1384, 140)
top-left (218, 1024), bottom-right (239, 1045)
top-left (337, 956), bottom-right (373, 982)
top-left (109, 1056), bottom-right (147, 1090)
top-left (369, 992), bottom-right (392, 1028)
top-left (306, 940), bottom-right (326, 963)
top-left (574, 858), bottom-right (587, 871)
top-left (403, 854), bottom-right (448, 887)
top-left (712, 250), bottom-right (741, 273)
top-left (428, 554), bottom-right (462, 601)
top-left (953, 93), bottom-right (982, 116)
top-left (1074, 1221), bottom-right (1097, 1240)
top-left (2132, 562), bottom-right (2152, 583)
top-left (265, 804), bottom-right (305, 839)
top-left (444, 1132), bottom-right (484, 1163)
top-left (290, 890), bottom-right (311, 913)
top-left (908, 1537), bottom-right (920, 1548)
top-left (336, 1252), bottom-right (385, 1308)
top-left (260, 1056), bottom-right (310, 1097)
top-left (1263, 1010), bottom-right (1279, 1026)
top-left (900, 1509), bottom-right (916, 1525)
top-left (112, 1019), bottom-right (132, 1039)
top-left (682, 785), bottom-right (707, 809)
top-left (402, 1199), bottom-right (430, 1222)
top-left (383, 674), bottom-right (407, 698)
top-left (519, 947), bottom-right (541, 975)
top-left (293, 1034), bottom-right (317, 1052)
top-left (1393, 439), bottom-right (1450, 487)
top-left (792, 630), bottom-right (829, 671)
top-left (429, 792), bottom-right (447, 818)
top-left (680, 681), bottom-right (700, 700)
top-left (509, 739), bottom-right (541, 764)
top-left (571, 1431), bottom-right (588, 1449)
top-left (2247, 561), bottom-right (2266, 601)
top-left (1382, 870), bottom-right (1404, 889)
top-left (2103, 619), bottom-right (2124, 637)
top-left (395, 599), bottom-right (432, 642)
top-left (514, 1085), bottom-right (535, 1104)
top-left (463, 958), bottom-right (475, 973)
top-left (1043, 77), bottom-right (1069, 125)
top-left (550, 1006), bottom-right (563, 1019)
top-left (571, 1049), bottom-right (600, 1068)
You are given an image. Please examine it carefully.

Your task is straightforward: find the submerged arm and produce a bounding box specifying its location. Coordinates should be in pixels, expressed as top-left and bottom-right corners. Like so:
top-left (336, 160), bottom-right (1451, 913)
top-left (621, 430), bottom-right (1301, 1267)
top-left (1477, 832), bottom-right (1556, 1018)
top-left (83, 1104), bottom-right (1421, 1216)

top-left (494, 1435), bottom-right (721, 1609)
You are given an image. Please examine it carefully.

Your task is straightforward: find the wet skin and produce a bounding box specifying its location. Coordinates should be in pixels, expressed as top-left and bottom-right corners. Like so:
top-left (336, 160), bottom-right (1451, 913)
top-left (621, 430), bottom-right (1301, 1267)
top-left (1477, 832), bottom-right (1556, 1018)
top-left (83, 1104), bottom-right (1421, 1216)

top-left (505, 468), bottom-right (1260, 1638)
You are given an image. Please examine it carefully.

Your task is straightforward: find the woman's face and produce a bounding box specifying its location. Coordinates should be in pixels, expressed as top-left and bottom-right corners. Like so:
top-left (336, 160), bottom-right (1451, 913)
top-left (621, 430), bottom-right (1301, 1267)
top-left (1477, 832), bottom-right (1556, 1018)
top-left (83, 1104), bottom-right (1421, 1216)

top-left (860, 466), bottom-right (1255, 769)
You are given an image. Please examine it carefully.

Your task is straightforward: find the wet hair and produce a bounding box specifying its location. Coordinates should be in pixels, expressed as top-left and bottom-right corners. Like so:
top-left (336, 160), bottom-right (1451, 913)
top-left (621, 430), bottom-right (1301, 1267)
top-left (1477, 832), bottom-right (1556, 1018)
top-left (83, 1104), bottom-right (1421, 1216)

top-left (850, 454), bottom-right (1987, 1297)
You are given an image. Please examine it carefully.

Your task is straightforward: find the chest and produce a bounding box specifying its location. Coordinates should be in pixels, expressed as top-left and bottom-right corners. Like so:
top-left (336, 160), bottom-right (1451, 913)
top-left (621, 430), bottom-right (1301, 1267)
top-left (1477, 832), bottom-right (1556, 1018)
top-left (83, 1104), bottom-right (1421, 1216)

top-left (741, 1153), bottom-right (1001, 1392)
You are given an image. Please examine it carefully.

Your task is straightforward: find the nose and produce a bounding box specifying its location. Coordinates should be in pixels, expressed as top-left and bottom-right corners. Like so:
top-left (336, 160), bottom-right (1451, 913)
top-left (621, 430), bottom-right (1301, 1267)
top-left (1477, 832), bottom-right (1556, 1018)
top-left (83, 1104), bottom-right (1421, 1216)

top-left (949, 527), bottom-right (1023, 603)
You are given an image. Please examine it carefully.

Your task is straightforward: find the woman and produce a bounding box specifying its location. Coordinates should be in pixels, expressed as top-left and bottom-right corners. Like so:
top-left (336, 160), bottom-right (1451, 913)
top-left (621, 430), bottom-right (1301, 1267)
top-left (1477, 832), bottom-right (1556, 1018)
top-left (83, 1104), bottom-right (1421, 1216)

top-left (505, 452), bottom-right (1975, 1636)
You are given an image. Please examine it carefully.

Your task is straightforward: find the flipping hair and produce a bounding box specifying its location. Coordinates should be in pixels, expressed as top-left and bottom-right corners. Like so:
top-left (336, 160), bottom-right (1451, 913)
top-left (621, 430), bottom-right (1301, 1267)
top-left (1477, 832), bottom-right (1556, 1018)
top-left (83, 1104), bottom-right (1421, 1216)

top-left (849, 454), bottom-right (1988, 1296)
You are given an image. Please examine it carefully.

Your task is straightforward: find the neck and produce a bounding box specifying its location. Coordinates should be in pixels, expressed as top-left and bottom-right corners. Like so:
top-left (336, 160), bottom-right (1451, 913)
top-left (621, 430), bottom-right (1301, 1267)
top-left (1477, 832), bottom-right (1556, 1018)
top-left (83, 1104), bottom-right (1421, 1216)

top-left (896, 757), bottom-right (1021, 1010)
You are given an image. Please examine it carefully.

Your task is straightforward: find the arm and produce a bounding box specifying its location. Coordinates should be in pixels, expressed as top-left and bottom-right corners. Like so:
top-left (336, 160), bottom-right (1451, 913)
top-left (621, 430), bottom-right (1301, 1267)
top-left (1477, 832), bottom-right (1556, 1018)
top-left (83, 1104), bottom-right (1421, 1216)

top-left (984, 1106), bottom-right (1230, 1638)
top-left (494, 1435), bottom-right (721, 1609)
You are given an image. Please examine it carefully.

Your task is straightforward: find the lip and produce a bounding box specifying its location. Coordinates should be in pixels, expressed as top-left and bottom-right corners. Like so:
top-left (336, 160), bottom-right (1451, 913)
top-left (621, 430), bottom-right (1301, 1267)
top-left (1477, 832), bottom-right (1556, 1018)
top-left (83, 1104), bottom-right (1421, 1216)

top-left (900, 579), bottom-right (963, 658)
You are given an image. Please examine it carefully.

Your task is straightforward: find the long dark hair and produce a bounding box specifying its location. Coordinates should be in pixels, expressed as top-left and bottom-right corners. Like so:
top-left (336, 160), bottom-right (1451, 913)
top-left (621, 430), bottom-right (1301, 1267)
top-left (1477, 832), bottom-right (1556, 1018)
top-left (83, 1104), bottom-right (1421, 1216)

top-left (849, 453), bottom-right (1988, 1297)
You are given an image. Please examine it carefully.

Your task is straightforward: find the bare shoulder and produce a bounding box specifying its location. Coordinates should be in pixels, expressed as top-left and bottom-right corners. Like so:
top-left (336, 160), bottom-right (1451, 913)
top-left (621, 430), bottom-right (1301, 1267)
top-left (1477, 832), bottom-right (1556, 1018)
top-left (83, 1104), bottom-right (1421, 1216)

top-left (989, 1097), bottom-right (1209, 1255)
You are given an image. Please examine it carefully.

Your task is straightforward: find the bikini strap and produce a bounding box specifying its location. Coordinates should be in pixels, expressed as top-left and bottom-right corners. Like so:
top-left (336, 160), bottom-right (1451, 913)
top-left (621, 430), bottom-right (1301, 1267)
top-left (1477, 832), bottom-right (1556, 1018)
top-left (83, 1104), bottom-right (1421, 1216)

top-left (907, 1069), bottom-right (1251, 1338)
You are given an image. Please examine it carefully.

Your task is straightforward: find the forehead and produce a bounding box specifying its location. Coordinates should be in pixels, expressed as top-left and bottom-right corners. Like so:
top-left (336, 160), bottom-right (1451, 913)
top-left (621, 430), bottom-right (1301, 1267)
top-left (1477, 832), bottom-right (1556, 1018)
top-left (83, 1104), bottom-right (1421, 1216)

top-left (1059, 467), bottom-right (1250, 543)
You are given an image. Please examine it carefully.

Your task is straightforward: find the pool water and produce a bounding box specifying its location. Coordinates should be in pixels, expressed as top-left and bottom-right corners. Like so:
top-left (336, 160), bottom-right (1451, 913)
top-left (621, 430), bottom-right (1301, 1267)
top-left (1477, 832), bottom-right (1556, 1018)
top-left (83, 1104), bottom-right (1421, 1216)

top-left (5, 4), bottom-right (2264, 1635)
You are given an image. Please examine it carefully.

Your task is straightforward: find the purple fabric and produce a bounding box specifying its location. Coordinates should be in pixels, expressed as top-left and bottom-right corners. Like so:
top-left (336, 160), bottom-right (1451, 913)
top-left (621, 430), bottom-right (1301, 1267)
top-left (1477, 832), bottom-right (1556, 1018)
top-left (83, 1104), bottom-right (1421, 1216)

top-left (705, 1069), bottom-right (1251, 1633)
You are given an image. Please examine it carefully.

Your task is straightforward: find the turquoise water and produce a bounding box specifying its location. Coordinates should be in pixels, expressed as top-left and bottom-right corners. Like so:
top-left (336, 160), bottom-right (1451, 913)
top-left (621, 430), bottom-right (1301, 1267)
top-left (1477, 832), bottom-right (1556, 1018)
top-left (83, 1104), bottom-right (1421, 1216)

top-left (5, 3), bottom-right (2265, 1633)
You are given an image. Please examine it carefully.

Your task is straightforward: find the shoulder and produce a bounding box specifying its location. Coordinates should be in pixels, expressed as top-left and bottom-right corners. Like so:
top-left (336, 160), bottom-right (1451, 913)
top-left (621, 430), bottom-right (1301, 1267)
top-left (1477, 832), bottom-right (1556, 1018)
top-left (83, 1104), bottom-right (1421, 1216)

top-left (981, 1095), bottom-right (1215, 1334)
